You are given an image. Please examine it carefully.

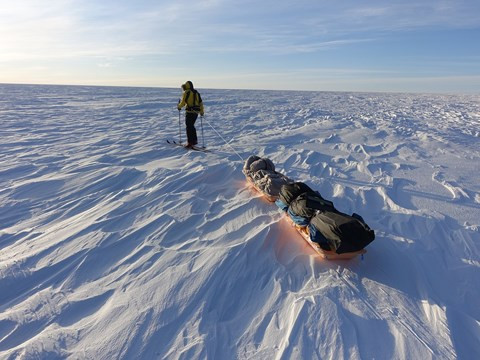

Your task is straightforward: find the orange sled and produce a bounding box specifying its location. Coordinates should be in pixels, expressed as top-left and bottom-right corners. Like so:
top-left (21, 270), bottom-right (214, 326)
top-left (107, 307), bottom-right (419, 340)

top-left (246, 176), bottom-right (366, 260)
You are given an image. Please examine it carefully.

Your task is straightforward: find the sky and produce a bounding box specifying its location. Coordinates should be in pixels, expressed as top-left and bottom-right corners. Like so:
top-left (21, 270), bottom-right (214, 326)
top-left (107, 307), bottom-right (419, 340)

top-left (1, 0), bottom-right (479, 93)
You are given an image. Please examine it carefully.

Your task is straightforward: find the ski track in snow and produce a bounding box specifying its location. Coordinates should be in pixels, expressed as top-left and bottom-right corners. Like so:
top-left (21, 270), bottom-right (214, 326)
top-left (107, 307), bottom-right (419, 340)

top-left (0, 84), bottom-right (479, 359)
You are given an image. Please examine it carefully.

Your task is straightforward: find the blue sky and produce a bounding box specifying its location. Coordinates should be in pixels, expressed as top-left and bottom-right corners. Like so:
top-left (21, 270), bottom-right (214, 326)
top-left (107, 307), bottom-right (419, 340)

top-left (1, 0), bottom-right (479, 93)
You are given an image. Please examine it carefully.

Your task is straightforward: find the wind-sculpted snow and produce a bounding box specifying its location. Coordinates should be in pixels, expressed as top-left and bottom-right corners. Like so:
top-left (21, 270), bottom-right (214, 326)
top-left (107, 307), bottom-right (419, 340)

top-left (0, 84), bottom-right (479, 359)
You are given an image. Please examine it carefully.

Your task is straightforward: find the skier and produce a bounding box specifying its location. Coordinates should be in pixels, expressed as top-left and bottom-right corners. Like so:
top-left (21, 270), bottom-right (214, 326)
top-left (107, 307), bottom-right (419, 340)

top-left (177, 81), bottom-right (204, 148)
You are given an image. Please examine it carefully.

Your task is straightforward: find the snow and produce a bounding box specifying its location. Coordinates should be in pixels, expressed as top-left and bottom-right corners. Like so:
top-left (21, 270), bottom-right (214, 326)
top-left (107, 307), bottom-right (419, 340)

top-left (0, 83), bottom-right (479, 359)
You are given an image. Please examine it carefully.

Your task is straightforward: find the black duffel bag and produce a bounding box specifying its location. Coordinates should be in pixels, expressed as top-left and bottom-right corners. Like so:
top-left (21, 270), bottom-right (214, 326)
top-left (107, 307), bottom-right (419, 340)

top-left (278, 182), bottom-right (314, 206)
top-left (310, 211), bottom-right (375, 253)
top-left (289, 192), bottom-right (335, 219)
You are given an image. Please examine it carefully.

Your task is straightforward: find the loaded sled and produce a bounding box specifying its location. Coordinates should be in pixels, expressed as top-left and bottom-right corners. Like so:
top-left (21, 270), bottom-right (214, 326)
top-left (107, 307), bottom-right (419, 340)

top-left (244, 155), bottom-right (374, 260)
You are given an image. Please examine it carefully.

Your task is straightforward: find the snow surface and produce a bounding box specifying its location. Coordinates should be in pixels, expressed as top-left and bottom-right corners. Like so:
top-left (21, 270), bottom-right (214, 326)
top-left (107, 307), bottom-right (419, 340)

top-left (0, 84), bottom-right (479, 359)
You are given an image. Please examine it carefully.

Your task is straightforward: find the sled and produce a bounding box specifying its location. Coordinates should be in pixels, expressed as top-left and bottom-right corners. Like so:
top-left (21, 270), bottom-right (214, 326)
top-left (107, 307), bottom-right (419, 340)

top-left (246, 175), bottom-right (367, 260)
top-left (284, 215), bottom-right (367, 260)
top-left (245, 176), bottom-right (277, 202)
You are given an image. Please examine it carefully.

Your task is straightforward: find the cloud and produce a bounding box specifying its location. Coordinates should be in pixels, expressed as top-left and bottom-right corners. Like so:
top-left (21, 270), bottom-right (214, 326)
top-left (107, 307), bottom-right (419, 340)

top-left (194, 37), bottom-right (375, 55)
top-left (340, 1), bottom-right (480, 30)
top-left (2, 0), bottom-right (479, 62)
top-left (192, 69), bottom-right (480, 93)
top-left (1, 0), bottom-right (479, 93)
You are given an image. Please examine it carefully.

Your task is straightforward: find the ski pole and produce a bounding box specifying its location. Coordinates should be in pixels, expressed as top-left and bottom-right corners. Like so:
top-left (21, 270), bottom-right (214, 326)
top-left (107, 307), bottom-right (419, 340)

top-left (201, 115), bottom-right (205, 148)
top-left (178, 109), bottom-right (181, 144)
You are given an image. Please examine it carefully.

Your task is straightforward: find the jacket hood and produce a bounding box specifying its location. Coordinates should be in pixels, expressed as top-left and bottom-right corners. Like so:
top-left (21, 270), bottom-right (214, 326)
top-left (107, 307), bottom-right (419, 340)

top-left (182, 81), bottom-right (194, 91)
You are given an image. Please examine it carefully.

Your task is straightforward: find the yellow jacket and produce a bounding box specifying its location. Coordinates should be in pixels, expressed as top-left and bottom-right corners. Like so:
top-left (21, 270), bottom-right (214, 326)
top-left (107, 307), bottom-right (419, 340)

top-left (177, 81), bottom-right (204, 115)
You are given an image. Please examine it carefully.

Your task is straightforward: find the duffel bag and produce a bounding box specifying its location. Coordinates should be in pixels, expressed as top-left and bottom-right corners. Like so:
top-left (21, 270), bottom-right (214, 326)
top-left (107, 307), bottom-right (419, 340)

top-left (310, 210), bottom-right (375, 254)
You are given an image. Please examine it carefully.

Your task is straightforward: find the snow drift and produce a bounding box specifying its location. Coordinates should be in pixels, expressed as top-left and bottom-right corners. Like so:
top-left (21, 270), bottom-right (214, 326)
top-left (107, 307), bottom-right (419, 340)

top-left (0, 84), bottom-right (479, 359)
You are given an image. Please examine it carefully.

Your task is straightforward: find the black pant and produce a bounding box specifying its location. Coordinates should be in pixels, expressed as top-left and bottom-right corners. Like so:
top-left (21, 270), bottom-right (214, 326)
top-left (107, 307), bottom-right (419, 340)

top-left (185, 112), bottom-right (198, 145)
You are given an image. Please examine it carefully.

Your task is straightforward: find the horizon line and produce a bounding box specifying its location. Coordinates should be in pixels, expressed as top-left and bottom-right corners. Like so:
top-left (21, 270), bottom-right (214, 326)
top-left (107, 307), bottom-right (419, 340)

top-left (1, 81), bottom-right (478, 96)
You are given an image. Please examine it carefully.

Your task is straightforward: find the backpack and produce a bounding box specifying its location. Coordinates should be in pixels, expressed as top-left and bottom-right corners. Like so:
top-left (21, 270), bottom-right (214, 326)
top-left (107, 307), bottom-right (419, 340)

top-left (186, 89), bottom-right (202, 112)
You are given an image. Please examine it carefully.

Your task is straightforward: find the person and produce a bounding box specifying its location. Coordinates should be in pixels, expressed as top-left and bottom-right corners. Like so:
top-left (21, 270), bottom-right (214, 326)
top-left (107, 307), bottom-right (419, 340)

top-left (177, 81), bottom-right (204, 148)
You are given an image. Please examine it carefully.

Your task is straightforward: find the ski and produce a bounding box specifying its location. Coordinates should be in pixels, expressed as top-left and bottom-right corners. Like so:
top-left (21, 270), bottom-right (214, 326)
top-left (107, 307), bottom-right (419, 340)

top-left (167, 140), bottom-right (209, 152)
